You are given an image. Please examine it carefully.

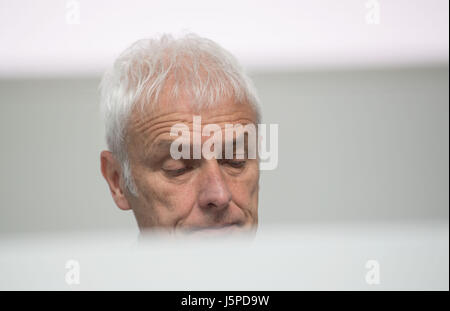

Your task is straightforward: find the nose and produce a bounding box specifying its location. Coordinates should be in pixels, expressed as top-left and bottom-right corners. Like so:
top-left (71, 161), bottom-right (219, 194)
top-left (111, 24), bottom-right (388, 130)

top-left (197, 160), bottom-right (232, 211)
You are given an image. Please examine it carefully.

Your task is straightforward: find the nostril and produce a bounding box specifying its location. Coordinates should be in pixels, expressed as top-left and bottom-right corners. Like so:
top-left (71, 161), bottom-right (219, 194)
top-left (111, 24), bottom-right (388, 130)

top-left (199, 189), bottom-right (231, 211)
top-left (207, 203), bottom-right (216, 209)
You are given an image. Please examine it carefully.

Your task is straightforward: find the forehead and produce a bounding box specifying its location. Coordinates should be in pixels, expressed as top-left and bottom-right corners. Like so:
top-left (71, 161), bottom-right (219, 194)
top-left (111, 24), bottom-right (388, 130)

top-left (127, 96), bottom-right (258, 155)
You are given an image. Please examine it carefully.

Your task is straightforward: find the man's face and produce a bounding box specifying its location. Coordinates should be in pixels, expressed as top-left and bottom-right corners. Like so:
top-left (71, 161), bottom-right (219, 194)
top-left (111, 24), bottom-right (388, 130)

top-left (121, 97), bottom-right (259, 235)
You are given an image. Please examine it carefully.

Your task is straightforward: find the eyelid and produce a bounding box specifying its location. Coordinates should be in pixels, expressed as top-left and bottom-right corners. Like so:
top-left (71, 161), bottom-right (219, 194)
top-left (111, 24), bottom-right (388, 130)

top-left (219, 159), bottom-right (247, 168)
top-left (161, 159), bottom-right (198, 178)
top-left (161, 159), bottom-right (186, 171)
top-left (162, 166), bottom-right (185, 172)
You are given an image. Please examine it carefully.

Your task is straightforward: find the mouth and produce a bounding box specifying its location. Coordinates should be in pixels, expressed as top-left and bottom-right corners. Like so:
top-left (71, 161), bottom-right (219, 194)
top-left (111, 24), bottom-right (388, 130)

top-left (180, 223), bottom-right (244, 236)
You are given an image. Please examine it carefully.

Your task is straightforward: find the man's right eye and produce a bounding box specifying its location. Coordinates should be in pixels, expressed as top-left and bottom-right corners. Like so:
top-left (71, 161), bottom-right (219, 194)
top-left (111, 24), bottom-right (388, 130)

top-left (162, 167), bottom-right (189, 177)
top-left (161, 160), bottom-right (193, 177)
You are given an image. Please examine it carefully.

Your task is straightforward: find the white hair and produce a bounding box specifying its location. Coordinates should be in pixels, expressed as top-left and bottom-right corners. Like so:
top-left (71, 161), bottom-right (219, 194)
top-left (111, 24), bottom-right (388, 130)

top-left (99, 33), bottom-right (261, 196)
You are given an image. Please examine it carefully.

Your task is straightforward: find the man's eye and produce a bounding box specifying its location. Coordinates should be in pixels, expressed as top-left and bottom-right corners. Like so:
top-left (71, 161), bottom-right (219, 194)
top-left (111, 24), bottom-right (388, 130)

top-left (161, 159), bottom-right (192, 177)
top-left (162, 167), bottom-right (190, 177)
top-left (220, 159), bottom-right (246, 168)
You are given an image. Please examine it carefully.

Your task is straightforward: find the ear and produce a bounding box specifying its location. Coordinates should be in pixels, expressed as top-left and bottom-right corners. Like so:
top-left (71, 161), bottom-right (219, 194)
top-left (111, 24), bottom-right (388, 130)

top-left (100, 151), bottom-right (132, 211)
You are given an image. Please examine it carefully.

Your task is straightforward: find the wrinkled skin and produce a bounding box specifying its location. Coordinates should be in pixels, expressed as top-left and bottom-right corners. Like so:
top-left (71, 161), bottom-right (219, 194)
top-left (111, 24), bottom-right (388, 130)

top-left (101, 96), bottom-right (259, 237)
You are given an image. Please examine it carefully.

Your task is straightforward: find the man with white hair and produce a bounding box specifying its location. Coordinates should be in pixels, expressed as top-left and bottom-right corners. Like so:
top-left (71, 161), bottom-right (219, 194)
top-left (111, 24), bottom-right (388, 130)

top-left (99, 34), bottom-right (261, 236)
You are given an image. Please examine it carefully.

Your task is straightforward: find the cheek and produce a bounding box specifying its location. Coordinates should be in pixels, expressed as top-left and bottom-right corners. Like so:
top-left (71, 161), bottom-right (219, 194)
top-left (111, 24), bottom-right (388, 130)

top-left (228, 164), bottom-right (260, 210)
top-left (134, 171), bottom-right (197, 224)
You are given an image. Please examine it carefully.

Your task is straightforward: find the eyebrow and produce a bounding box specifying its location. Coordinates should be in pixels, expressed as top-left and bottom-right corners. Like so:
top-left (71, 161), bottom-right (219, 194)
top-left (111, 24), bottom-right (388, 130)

top-left (224, 134), bottom-right (250, 159)
top-left (144, 139), bottom-right (175, 160)
top-left (154, 139), bottom-right (177, 150)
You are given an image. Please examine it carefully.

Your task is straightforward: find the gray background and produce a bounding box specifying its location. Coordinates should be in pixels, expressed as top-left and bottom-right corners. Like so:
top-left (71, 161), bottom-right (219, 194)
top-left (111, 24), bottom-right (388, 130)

top-left (0, 66), bottom-right (448, 234)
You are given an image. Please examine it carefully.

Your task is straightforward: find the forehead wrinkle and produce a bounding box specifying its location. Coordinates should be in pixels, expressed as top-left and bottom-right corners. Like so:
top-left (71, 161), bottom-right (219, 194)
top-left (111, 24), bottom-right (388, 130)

top-left (141, 124), bottom-right (191, 155)
top-left (130, 92), bottom-right (256, 133)
top-left (130, 113), bottom-right (192, 149)
top-left (133, 107), bottom-right (255, 138)
top-left (145, 115), bottom-right (255, 144)
top-left (131, 111), bottom-right (192, 134)
top-left (141, 114), bottom-right (256, 147)
top-left (206, 116), bottom-right (256, 126)
top-left (139, 117), bottom-right (193, 140)
top-left (141, 121), bottom-right (253, 159)
top-left (139, 117), bottom-right (196, 151)
top-left (129, 103), bottom-right (257, 158)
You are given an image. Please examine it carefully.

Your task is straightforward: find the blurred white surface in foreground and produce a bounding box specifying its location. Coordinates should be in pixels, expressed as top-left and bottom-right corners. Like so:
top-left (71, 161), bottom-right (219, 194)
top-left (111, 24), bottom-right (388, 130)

top-left (0, 222), bottom-right (448, 290)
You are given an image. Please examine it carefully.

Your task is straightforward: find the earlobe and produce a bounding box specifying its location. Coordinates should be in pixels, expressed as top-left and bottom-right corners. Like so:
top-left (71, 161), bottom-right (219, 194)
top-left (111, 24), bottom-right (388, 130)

top-left (100, 151), bottom-right (132, 211)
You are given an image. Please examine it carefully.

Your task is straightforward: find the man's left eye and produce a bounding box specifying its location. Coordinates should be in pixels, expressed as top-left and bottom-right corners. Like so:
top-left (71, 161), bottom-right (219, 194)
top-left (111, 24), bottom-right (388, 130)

top-left (220, 159), bottom-right (246, 168)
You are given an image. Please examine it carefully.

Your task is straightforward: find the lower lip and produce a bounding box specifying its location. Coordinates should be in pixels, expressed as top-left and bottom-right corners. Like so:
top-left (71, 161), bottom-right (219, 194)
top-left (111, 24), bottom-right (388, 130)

top-left (186, 224), bottom-right (241, 237)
